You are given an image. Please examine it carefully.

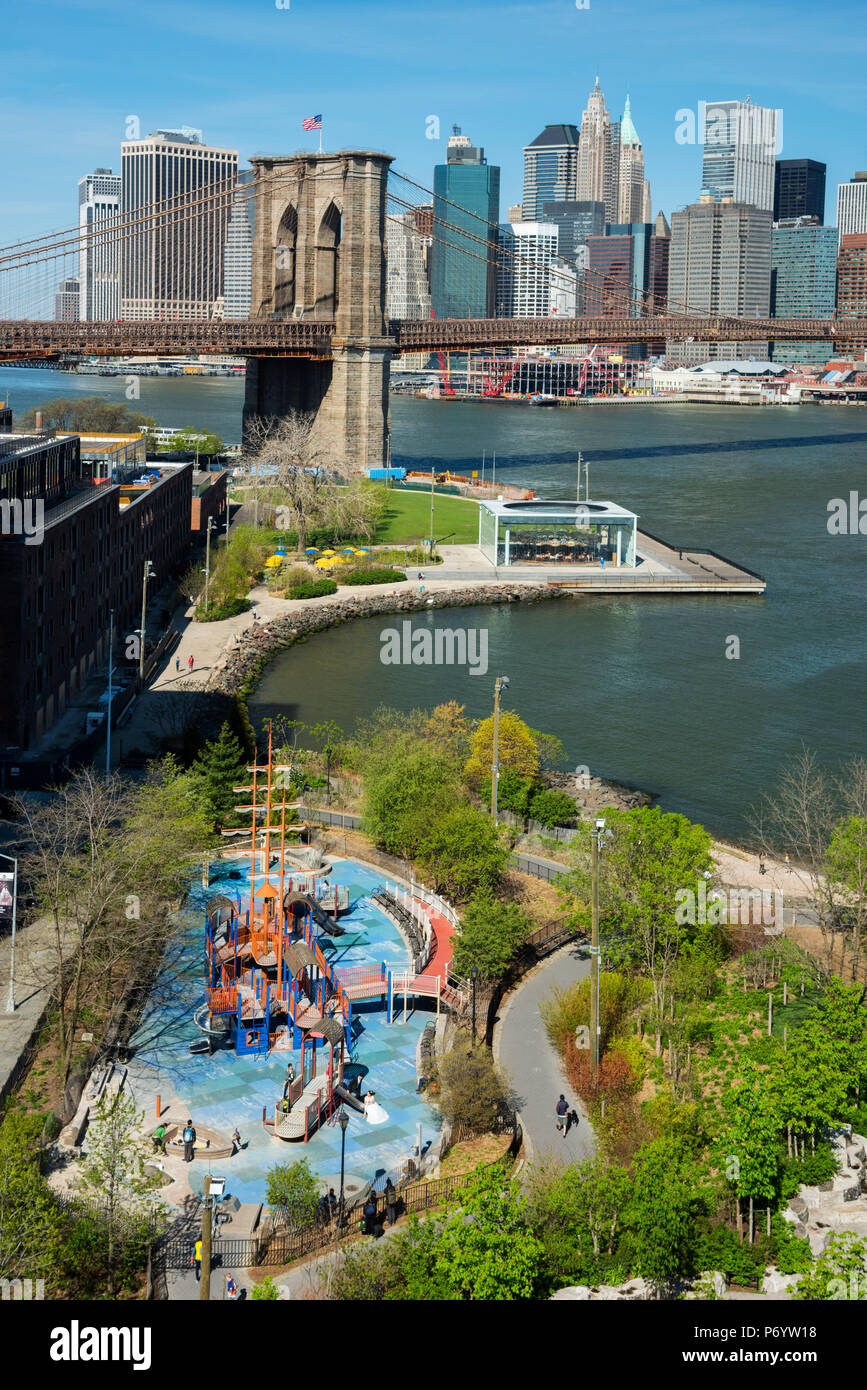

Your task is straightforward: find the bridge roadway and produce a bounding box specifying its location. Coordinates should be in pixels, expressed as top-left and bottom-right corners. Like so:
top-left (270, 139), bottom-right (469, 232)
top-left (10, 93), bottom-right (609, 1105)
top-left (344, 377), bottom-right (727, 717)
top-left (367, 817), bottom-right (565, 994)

top-left (0, 314), bottom-right (865, 361)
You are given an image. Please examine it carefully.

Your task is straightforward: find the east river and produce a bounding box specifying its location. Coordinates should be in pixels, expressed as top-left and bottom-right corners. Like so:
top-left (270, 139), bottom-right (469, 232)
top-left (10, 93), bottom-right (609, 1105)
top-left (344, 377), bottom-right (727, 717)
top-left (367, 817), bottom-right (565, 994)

top-left (5, 366), bottom-right (867, 842)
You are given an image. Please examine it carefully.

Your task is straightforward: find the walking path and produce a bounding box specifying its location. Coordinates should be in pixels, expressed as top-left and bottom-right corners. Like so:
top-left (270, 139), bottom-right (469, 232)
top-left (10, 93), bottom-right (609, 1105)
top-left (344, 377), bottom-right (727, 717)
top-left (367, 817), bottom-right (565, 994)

top-left (495, 939), bottom-right (596, 1169)
top-left (0, 914), bottom-right (78, 1104)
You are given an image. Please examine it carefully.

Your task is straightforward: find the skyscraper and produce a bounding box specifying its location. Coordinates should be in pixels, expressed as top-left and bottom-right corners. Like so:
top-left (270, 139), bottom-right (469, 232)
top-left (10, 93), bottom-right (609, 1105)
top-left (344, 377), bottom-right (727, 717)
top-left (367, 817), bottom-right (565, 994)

top-left (577, 78), bottom-right (614, 218)
top-left (616, 98), bottom-right (648, 225)
top-left (222, 168), bottom-right (254, 320)
top-left (495, 224), bottom-right (515, 318)
top-left (386, 213), bottom-right (432, 320)
top-left (770, 220), bottom-right (837, 365)
top-left (667, 195), bottom-right (772, 362)
top-left (700, 100), bottom-right (778, 212)
top-left (541, 201), bottom-right (605, 264)
top-left (120, 128), bottom-right (238, 321)
top-left (431, 127), bottom-right (500, 319)
top-left (774, 160), bottom-right (826, 224)
top-left (55, 278), bottom-right (80, 322)
top-left (78, 168), bottom-right (121, 321)
top-left (836, 173), bottom-right (867, 249)
top-left (836, 234), bottom-right (867, 355)
top-left (522, 124), bottom-right (579, 222)
top-left (511, 222), bottom-right (558, 317)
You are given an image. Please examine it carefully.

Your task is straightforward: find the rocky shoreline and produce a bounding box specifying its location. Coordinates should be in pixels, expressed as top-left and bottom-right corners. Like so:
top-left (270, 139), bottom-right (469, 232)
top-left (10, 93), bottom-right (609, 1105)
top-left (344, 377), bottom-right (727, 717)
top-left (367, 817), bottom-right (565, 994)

top-left (207, 582), bottom-right (565, 697)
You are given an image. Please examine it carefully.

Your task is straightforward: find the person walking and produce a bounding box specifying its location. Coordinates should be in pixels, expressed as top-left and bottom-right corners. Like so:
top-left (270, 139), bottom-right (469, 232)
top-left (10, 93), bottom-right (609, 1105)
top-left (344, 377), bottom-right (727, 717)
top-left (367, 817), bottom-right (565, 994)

top-left (175, 657), bottom-right (180, 673)
top-left (555, 1094), bottom-right (569, 1136)
top-left (385, 1179), bottom-right (397, 1227)
top-left (785, 853), bottom-right (792, 874)
top-left (193, 1238), bottom-right (203, 1283)
top-left (183, 1119), bottom-right (196, 1163)
top-left (759, 852), bottom-right (766, 876)
top-left (187, 654), bottom-right (194, 673)
top-left (231, 1127), bottom-right (241, 1155)
top-left (362, 1195), bottom-right (378, 1236)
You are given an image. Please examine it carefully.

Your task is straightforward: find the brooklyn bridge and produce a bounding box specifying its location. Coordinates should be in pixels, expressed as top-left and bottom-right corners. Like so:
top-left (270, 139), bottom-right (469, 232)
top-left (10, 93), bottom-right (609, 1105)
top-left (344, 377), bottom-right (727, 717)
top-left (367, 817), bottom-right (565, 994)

top-left (1, 149), bottom-right (862, 468)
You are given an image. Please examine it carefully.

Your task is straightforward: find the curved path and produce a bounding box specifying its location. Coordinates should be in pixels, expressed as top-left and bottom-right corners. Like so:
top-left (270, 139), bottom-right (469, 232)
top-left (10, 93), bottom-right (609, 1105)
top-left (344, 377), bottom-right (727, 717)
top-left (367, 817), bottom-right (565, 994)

top-left (495, 940), bottom-right (596, 1168)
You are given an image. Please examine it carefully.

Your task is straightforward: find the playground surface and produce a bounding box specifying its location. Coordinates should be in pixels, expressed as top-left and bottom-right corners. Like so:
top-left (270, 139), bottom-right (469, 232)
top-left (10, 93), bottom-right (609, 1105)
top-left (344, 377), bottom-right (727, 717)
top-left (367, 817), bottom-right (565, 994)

top-left (130, 858), bottom-right (439, 1206)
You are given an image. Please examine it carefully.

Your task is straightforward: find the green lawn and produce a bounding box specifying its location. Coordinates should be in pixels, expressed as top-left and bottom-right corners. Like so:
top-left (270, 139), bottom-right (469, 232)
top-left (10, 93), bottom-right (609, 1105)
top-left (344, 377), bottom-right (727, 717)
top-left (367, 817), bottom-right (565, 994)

top-left (370, 486), bottom-right (481, 546)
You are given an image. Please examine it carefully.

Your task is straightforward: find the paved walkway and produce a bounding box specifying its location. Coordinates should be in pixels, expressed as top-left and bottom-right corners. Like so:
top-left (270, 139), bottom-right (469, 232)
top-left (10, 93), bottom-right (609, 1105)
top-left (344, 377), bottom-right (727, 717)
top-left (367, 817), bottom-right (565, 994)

top-left (0, 914), bottom-right (78, 1103)
top-left (495, 939), bottom-right (596, 1169)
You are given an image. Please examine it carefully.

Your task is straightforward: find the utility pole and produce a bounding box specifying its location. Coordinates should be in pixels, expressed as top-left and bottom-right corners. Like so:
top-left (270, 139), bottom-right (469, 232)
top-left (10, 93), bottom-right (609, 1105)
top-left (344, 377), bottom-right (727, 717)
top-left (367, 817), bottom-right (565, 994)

top-left (590, 818), bottom-right (605, 1082)
top-left (105, 608), bottom-right (114, 780)
top-left (577, 451), bottom-right (583, 502)
top-left (200, 1175), bottom-right (212, 1302)
top-left (204, 517), bottom-right (216, 616)
top-left (490, 675), bottom-right (510, 824)
top-left (138, 560), bottom-right (155, 684)
top-left (584, 457), bottom-right (590, 502)
top-left (429, 467), bottom-right (435, 555)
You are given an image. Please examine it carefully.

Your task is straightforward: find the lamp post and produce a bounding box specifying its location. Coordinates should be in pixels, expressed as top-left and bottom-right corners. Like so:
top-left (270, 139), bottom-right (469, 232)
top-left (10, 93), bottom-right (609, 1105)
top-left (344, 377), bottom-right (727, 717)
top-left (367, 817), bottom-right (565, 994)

top-left (337, 1108), bottom-right (349, 1229)
top-left (490, 675), bottom-right (510, 825)
top-left (470, 964), bottom-right (478, 1042)
top-left (203, 517), bottom-right (216, 617)
top-left (324, 745), bottom-right (332, 806)
top-left (589, 817), bottom-right (605, 1083)
top-left (1, 852), bottom-right (18, 1014)
top-left (138, 559), bottom-right (155, 684)
top-left (429, 467), bottom-right (435, 554)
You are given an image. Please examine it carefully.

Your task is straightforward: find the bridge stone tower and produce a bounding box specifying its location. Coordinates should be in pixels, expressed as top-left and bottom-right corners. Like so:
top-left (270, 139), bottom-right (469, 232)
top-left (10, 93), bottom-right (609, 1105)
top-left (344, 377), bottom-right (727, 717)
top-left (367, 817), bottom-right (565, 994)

top-left (244, 150), bottom-right (395, 472)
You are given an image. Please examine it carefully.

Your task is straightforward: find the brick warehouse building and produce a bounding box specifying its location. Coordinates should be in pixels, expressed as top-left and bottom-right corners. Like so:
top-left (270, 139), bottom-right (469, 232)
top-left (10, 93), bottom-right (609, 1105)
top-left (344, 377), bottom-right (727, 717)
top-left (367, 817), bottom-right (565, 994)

top-left (837, 233), bottom-right (867, 356)
top-left (0, 432), bottom-right (192, 750)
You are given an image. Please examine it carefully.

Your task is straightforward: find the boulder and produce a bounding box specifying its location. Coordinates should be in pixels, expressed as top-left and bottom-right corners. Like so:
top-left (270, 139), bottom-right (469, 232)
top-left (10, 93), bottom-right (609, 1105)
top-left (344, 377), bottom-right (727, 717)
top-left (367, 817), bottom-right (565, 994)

top-left (762, 1269), bottom-right (801, 1297)
top-left (788, 1196), bottom-right (808, 1218)
top-left (551, 1286), bottom-right (591, 1301)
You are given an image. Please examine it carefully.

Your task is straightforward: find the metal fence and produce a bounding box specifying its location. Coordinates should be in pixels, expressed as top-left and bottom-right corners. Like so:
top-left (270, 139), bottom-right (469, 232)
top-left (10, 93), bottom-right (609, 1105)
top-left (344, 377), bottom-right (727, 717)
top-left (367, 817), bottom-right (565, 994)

top-left (509, 851), bottom-right (567, 882)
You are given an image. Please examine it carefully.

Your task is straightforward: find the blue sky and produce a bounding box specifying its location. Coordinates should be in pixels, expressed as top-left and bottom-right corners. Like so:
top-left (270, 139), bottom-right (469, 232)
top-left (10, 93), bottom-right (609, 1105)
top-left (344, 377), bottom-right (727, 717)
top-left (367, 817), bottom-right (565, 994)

top-left (2, 0), bottom-right (864, 246)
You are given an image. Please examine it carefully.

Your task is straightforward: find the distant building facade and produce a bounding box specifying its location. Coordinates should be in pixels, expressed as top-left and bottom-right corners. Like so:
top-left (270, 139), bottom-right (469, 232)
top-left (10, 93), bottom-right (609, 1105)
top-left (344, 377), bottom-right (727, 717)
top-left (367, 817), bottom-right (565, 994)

top-left (522, 125), bottom-right (580, 221)
top-left (120, 128), bottom-right (238, 321)
top-left (700, 100), bottom-right (778, 212)
top-left (511, 222), bottom-right (558, 317)
top-left (837, 233), bottom-right (867, 355)
top-left (667, 195), bottom-right (772, 362)
top-left (770, 220), bottom-right (837, 366)
top-left (78, 168), bottom-right (122, 321)
top-left (431, 127), bottom-right (500, 319)
top-left (222, 168), bottom-right (254, 320)
top-left (55, 278), bottom-right (80, 322)
top-left (836, 173), bottom-right (867, 249)
top-left (774, 160), bottom-right (826, 224)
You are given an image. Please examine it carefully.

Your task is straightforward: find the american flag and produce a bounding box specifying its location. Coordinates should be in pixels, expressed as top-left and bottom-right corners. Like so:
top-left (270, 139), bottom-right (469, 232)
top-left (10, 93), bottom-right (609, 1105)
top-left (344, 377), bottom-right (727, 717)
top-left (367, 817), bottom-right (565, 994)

top-left (302, 114), bottom-right (322, 131)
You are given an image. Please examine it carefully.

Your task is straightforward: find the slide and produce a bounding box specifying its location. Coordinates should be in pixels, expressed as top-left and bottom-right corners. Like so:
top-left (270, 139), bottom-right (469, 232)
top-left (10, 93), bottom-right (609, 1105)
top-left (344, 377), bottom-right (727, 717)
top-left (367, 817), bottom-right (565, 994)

top-left (308, 896), bottom-right (347, 936)
top-left (332, 1083), bottom-right (366, 1114)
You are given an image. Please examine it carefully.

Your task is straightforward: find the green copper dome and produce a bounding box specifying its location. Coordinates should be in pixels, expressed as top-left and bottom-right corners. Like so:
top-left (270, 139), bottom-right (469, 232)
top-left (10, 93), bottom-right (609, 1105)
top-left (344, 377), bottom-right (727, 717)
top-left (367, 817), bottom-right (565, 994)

top-left (620, 95), bottom-right (641, 146)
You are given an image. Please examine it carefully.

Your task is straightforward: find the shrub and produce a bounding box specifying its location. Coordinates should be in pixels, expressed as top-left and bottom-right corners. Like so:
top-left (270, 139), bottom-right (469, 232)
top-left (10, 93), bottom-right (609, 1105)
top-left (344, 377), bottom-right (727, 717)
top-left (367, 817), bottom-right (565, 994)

top-left (414, 804), bottom-right (508, 900)
top-left (541, 972), bottom-right (639, 1053)
top-left (450, 890), bottom-right (532, 980)
top-left (768, 1215), bottom-right (813, 1276)
top-left (478, 771), bottom-right (536, 818)
top-left (251, 1275), bottom-right (281, 1300)
top-left (779, 1143), bottom-right (839, 1196)
top-left (265, 1158), bottom-right (320, 1230)
top-left (195, 595), bottom-right (249, 622)
top-left (287, 579), bottom-right (338, 600)
top-left (694, 1223), bottom-right (763, 1286)
top-left (340, 566), bottom-right (406, 585)
top-left (528, 788), bottom-right (578, 827)
top-left (436, 1036), bottom-right (515, 1133)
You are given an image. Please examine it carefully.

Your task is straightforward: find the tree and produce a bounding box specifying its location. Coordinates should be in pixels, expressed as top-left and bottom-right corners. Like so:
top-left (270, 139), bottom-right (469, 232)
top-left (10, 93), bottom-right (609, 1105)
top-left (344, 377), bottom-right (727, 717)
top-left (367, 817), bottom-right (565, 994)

top-left (826, 811), bottom-right (867, 964)
top-left (450, 890), bottom-right (532, 980)
top-left (436, 1035), bottom-right (516, 1133)
top-left (264, 1158), bottom-right (320, 1230)
top-left (793, 1232), bottom-right (867, 1300)
top-left (187, 723), bottom-right (249, 829)
top-left (779, 1018), bottom-right (850, 1155)
top-left (559, 806), bottom-right (714, 1055)
top-left (524, 1155), bottom-right (632, 1287)
top-left (465, 710), bottom-right (541, 786)
top-left (434, 1166), bottom-right (543, 1300)
top-left (722, 1059), bottom-right (783, 1242)
top-left (170, 428), bottom-right (225, 459)
top-left (18, 395), bottom-right (155, 434)
top-left (626, 1138), bottom-right (700, 1296)
top-left (414, 804), bottom-right (508, 900)
top-left (251, 1275), bottom-right (282, 1300)
top-left (245, 410), bottom-right (338, 545)
top-left (363, 745), bottom-right (460, 858)
top-left (78, 1089), bottom-right (162, 1297)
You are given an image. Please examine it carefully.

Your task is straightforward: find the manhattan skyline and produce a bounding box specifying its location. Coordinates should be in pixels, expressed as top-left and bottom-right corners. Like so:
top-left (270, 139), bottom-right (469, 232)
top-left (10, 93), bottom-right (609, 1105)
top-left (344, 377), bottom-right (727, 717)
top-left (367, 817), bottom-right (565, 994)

top-left (2, 0), bottom-right (864, 250)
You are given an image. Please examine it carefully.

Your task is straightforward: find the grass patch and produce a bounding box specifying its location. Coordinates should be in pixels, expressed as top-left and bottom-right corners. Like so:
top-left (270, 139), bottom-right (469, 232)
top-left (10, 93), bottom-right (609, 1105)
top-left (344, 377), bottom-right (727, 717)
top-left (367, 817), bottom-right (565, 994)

top-left (370, 487), bottom-right (480, 546)
top-left (434, 1132), bottom-right (513, 1178)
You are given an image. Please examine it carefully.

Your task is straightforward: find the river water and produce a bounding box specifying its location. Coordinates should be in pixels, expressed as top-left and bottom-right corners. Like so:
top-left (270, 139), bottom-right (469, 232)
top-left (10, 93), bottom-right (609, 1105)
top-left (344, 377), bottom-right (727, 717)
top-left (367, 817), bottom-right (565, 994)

top-left (5, 367), bottom-right (866, 841)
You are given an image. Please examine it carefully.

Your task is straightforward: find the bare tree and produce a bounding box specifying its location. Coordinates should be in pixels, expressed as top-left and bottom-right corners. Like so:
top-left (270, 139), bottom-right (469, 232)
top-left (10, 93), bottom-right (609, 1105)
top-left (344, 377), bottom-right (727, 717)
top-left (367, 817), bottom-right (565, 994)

top-left (245, 411), bottom-right (346, 550)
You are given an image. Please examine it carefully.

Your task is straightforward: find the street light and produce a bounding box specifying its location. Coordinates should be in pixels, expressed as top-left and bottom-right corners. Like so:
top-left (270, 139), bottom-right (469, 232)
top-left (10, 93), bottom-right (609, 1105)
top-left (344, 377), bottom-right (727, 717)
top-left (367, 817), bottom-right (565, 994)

top-left (490, 676), bottom-right (510, 825)
top-left (203, 517), bottom-right (217, 617)
top-left (105, 608), bottom-right (115, 781)
top-left (337, 1108), bottom-right (349, 1229)
top-left (1, 852), bottom-right (18, 1014)
top-left (138, 560), bottom-right (156, 684)
top-left (589, 817), bottom-right (607, 1083)
top-left (470, 964), bottom-right (479, 1042)
top-left (324, 745), bottom-right (332, 806)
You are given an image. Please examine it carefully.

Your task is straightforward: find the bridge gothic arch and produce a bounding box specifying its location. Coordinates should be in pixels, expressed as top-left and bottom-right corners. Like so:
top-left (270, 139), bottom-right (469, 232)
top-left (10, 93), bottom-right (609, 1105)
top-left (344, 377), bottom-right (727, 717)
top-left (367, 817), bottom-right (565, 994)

top-left (274, 204), bottom-right (298, 317)
top-left (314, 200), bottom-right (342, 319)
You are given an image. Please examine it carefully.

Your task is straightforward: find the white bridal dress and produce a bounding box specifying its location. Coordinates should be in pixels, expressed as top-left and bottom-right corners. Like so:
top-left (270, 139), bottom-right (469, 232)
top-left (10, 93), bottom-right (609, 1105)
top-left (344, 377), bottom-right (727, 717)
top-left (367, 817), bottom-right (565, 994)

top-left (363, 1095), bottom-right (389, 1125)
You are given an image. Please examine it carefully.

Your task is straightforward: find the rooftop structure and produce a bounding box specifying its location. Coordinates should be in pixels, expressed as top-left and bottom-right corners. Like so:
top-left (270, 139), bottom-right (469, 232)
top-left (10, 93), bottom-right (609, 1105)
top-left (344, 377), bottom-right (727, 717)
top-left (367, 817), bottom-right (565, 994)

top-left (477, 496), bottom-right (638, 568)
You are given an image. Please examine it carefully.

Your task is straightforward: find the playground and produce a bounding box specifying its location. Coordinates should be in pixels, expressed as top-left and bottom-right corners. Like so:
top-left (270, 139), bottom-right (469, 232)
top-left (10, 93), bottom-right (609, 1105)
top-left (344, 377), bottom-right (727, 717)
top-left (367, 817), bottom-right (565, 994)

top-left (130, 856), bottom-right (442, 1205)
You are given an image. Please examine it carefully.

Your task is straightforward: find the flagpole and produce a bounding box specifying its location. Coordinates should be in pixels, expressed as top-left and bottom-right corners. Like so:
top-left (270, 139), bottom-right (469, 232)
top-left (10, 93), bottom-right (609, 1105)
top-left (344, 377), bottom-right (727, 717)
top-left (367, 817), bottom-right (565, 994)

top-left (319, 125), bottom-right (323, 155)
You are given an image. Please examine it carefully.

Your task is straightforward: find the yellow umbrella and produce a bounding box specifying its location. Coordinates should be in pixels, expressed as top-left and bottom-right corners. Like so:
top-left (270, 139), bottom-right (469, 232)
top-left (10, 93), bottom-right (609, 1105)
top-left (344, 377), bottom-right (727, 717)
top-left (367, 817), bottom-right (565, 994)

top-left (315, 557), bottom-right (334, 568)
